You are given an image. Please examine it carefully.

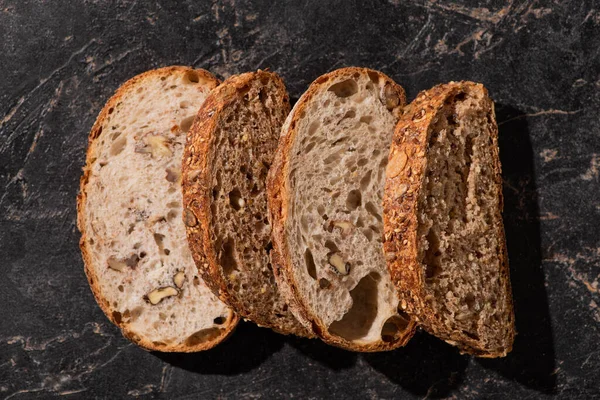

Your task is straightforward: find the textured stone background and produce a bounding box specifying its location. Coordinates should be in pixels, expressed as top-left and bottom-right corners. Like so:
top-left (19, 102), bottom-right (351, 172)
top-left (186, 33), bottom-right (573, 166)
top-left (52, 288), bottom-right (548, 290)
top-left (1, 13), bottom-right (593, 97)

top-left (0, 0), bottom-right (599, 398)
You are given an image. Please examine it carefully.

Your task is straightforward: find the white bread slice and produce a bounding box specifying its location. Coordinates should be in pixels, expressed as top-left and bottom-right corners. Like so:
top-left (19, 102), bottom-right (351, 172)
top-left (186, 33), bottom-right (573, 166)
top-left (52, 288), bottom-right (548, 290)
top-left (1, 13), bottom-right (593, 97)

top-left (383, 81), bottom-right (515, 357)
top-left (77, 66), bottom-right (238, 352)
top-left (182, 71), bottom-right (311, 337)
top-left (268, 67), bottom-right (416, 351)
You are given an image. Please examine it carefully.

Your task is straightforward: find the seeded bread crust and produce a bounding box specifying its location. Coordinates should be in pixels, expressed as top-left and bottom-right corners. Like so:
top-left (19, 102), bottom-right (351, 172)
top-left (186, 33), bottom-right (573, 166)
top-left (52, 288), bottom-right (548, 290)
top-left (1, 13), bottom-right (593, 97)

top-left (383, 81), bottom-right (515, 357)
top-left (267, 67), bottom-right (417, 351)
top-left (182, 70), bottom-right (312, 337)
top-left (77, 66), bottom-right (239, 352)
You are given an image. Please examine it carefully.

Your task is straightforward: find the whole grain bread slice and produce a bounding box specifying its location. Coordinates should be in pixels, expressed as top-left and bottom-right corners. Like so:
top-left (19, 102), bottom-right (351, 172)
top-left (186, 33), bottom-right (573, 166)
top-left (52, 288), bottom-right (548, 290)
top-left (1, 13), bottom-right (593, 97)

top-left (182, 70), bottom-right (311, 337)
top-left (77, 66), bottom-right (238, 352)
top-left (267, 67), bottom-right (417, 351)
top-left (383, 81), bottom-right (515, 357)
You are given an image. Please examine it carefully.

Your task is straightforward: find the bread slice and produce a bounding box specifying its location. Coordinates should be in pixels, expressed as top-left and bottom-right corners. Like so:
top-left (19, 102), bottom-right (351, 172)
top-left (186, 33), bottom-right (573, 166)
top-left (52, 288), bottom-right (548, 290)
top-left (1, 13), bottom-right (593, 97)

top-left (267, 67), bottom-right (417, 351)
top-left (383, 81), bottom-right (515, 357)
top-left (77, 66), bottom-right (238, 352)
top-left (182, 70), bottom-right (311, 337)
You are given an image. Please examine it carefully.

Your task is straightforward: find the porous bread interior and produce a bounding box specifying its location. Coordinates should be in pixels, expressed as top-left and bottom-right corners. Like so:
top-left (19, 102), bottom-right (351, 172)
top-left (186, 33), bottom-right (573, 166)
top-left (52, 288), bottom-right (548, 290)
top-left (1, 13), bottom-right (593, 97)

top-left (82, 70), bottom-right (231, 348)
top-left (286, 72), bottom-right (408, 344)
top-left (418, 89), bottom-right (511, 351)
top-left (206, 76), bottom-right (300, 332)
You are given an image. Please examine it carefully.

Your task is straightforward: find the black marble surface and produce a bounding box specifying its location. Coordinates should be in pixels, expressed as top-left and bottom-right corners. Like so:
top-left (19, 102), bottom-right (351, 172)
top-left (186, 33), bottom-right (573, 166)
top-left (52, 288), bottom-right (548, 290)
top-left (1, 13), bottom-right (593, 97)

top-left (1, 0), bottom-right (599, 398)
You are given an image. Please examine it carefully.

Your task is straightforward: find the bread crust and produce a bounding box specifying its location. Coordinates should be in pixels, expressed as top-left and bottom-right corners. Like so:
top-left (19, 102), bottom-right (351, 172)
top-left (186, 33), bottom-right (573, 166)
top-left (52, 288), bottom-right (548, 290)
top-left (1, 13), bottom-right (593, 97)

top-left (77, 66), bottom-right (239, 352)
top-left (383, 81), bottom-right (515, 357)
top-left (182, 70), bottom-right (312, 337)
top-left (267, 67), bottom-right (417, 351)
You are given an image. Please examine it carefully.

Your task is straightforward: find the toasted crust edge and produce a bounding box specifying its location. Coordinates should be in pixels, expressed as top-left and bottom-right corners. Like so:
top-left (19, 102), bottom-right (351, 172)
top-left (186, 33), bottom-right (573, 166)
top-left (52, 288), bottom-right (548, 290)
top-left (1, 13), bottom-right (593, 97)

top-left (182, 70), bottom-right (312, 337)
top-left (77, 66), bottom-right (239, 352)
top-left (383, 81), bottom-right (515, 357)
top-left (267, 67), bottom-right (417, 352)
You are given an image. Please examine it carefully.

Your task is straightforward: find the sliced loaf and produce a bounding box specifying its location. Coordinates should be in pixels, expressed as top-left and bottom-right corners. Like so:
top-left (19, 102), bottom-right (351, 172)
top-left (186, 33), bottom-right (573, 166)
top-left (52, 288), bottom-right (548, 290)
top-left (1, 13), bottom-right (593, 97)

top-left (268, 67), bottom-right (416, 351)
top-left (77, 66), bottom-right (238, 352)
top-left (383, 81), bottom-right (515, 357)
top-left (182, 70), bottom-right (311, 336)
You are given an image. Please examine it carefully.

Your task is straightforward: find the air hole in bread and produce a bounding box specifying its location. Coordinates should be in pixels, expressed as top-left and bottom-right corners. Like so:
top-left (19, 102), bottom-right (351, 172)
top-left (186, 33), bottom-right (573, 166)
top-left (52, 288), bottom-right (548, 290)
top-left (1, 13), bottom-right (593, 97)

top-left (324, 240), bottom-right (340, 254)
top-left (381, 314), bottom-right (410, 342)
top-left (300, 215), bottom-right (309, 233)
top-left (324, 150), bottom-right (343, 165)
top-left (362, 228), bottom-right (373, 241)
top-left (228, 188), bottom-right (244, 211)
top-left (358, 116), bottom-right (372, 126)
top-left (184, 70), bottom-right (200, 84)
top-left (465, 293), bottom-right (476, 310)
top-left (308, 121), bottom-right (320, 136)
top-left (166, 210), bottom-right (178, 221)
top-left (110, 131), bottom-right (122, 141)
top-left (346, 190), bottom-right (362, 211)
top-left (153, 233), bottom-right (165, 250)
top-left (180, 100), bottom-right (191, 109)
top-left (329, 272), bottom-right (381, 340)
top-left (124, 254), bottom-right (140, 268)
top-left (118, 285), bottom-right (124, 292)
top-left (304, 248), bottom-right (317, 280)
top-left (220, 238), bottom-right (239, 275)
top-left (356, 216), bottom-right (365, 228)
top-left (213, 316), bottom-right (226, 325)
top-left (328, 79), bottom-right (358, 98)
top-left (319, 278), bottom-right (331, 289)
top-left (367, 71), bottom-right (380, 84)
top-left (359, 170), bottom-right (371, 189)
top-left (305, 141), bottom-right (316, 153)
top-left (341, 110), bottom-right (356, 121)
top-left (165, 167), bottom-right (180, 183)
top-left (463, 330), bottom-right (480, 341)
top-left (185, 327), bottom-right (222, 346)
top-left (254, 220), bottom-right (268, 233)
top-left (423, 229), bottom-right (442, 279)
top-left (317, 205), bottom-right (325, 217)
top-left (331, 137), bottom-right (347, 147)
top-left (365, 201), bottom-right (382, 222)
top-left (112, 311), bottom-right (122, 324)
top-left (180, 116), bottom-right (195, 133)
top-left (110, 136), bottom-right (127, 156)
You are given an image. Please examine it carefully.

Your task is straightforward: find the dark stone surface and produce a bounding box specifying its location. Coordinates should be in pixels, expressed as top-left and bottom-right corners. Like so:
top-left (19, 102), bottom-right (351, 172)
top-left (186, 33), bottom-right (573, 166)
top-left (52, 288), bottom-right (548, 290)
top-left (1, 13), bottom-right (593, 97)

top-left (0, 0), bottom-right (598, 398)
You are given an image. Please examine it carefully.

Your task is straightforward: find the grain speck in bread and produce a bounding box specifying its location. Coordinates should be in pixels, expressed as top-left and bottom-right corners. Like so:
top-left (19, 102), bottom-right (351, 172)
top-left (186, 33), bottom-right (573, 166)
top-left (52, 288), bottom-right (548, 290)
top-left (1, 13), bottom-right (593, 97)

top-left (383, 81), bottom-right (515, 357)
top-left (182, 70), bottom-right (311, 336)
top-left (77, 66), bottom-right (238, 352)
top-left (268, 67), bottom-right (417, 351)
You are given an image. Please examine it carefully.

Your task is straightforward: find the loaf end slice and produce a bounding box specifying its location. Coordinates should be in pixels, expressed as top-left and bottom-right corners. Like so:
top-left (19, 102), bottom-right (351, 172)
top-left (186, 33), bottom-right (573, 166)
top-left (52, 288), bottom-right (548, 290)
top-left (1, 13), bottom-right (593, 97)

top-left (77, 66), bottom-right (239, 352)
top-left (182, 70), bottom-right (311, 337)
top-left (268, 67), bottom-right (417, 351)
top-left (383, 81), bottom-right (515, 357)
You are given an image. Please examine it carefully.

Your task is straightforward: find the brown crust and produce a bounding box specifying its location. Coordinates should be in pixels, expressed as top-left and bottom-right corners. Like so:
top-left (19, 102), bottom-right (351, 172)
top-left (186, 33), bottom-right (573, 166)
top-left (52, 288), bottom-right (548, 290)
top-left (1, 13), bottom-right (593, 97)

top-left (267, 67), bottom-right (417, 351)
top-left (182, 70), bottom-right (312, 337)
top-left (77, 66), bottom-right (239, 352)
top-left (383, 81), bottom-right (515, 357)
